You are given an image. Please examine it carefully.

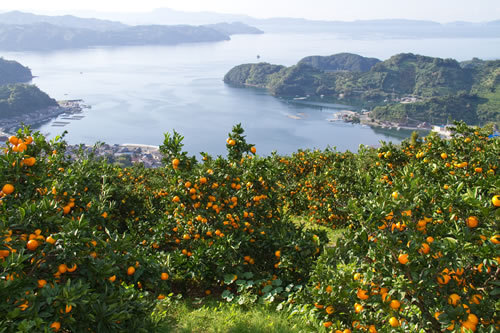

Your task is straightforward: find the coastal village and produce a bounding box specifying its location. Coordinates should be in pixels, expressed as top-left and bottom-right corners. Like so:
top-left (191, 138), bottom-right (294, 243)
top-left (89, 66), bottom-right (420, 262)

top-left (65, 143), bottom-right (163, 168)
top-left (0, 100), bottom-right (163, 168)
top-left (0, 134), bottom-right (163, 168)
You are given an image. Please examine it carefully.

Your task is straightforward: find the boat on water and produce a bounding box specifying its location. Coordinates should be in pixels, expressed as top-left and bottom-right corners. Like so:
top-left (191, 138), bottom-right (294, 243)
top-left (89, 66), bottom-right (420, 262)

top-left (52, 121), bottom-right (70, 127)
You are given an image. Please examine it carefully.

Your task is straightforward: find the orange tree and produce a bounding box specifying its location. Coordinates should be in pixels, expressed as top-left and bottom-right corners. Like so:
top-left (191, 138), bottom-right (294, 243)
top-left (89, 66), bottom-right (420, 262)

top-left (0, 129), bottom-right (165, 332)
top-left (275, 148), bottom-right (376, 229)
top-left (286, 123), bottom-right (499, 332)
top-left (139, 124), bottom-right (327, 294)
top-left (1, 124), bottom-right (327, 331)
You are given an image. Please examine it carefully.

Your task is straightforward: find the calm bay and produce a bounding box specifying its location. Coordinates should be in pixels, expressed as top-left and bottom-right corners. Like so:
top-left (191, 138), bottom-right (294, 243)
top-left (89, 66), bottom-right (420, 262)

top-left (2, 33), bottom-right (499, 156)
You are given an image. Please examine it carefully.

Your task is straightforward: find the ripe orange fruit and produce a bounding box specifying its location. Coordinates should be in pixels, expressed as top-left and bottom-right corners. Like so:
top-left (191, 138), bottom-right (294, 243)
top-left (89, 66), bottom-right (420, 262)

top-left (161, 272), bottom-right (169, 280)
top-left (461, 320), bottom-right (477, 331)
top-left (275, 250), bottom-right (281, 258)
top-left (37, 279), bottom-right (47, 288)
top-left (419, 243), bottom-right (430, 255)
top-left (17, 143), bottom-right (27, 152)
top-left (354, 303), bottom-right (364, 313)
top-left (441, 153), bottom-right (448, 159)
top-left (172, 158), bottom-right (180, 167)
top-left (46, 236), bottom-right (56, 245)
top-left (172, 196), bottom-right (180, 203)
top-left (26, 239), bottom-right (39, 251)
top-left (67, 264), bottom-right (77, 272)
top-left (357, 289), bottom-right (369, 300)
top-left (448, 293), bottom-right (460, 306)
top-left (127, 266), bottom-right (136, 275)
top-left (50, 321), bottom-right (61, 331)
top-left (8, 136), bottom-right (18, 145)
top-left (2, 184), bottom-right (14, 195)
top-left (251, 146), bottom-right (256, 154)
top-left (65, 304), bottom-right (72, 313)
top-left (466, 216), bottom-right (478, 228)
top-left (398, 253), bottom-right (409, 264)
top-left (389, 299), bottom-right (401, 310)
top-left (470, 294), bottom-right (482, 304)
top-left (108, 275), bottom-right (116, 282)
top-left (437, 274), bottom-right (451, 285)
top-left (22, 157), bottom-right (36, 166)
top-left (490, 235), bottom-right (500, 244)
top-left (323, 321), bottom-right (333, 328)
top-left (62, 205), bottom-right (71, 215)
top-left (391, 191), bottom-right (399, 199)
top-left (228, 139), bottom-right (236, 146)
top-left (492, 195), bottom-right (500, 207)
top-left (467, 314), bottom-right (478, 325)
top-left (389, 317), bottom-right (400, 327)
top-left (326, 305), bottom-right (335, 314)
top-left (58, 264), bottom-right (68, 274)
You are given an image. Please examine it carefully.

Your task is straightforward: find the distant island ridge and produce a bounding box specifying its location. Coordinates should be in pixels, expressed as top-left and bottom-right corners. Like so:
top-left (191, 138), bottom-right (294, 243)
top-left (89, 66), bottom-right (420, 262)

top-left (0, 11), bottom-right (263, 51)
top-left (28, 7), bottom-right (500, 38)
top-left (0, 10), bottom-right (497, 51)
top-left (224, 53), bottom-right (500, 127)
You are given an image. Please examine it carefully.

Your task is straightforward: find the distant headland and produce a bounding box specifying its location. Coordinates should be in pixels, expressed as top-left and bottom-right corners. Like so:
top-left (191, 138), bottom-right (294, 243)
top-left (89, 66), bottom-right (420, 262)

top-left (224, 53), bottom-right (500, 127)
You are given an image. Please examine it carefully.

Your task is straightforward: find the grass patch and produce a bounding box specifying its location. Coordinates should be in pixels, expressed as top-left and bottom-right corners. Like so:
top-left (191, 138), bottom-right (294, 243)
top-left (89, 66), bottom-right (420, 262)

top-left (292, 216), bottom-right (345, 246)
top-left (154, 298), bottom-right (316, 333)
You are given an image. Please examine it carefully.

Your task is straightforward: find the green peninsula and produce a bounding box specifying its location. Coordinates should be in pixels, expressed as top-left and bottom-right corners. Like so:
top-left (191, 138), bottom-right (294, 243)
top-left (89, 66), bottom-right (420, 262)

top-left (0, 84), bottom-right (58, 119)
top-left (224, 53), bottom-right (500, 126)
top-left (0, 57), bottom-right (33, 85)
top-left (0, 58), bottom-right (58, 121)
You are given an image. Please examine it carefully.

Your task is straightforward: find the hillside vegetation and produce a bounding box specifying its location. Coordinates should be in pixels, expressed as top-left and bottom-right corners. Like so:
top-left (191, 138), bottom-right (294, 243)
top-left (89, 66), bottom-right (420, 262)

top-left (0, 84), bottom-right (58, 119)
top-left (0, 123), bottom-right (498, 332)
top-left (298, 53), bottom-right (381, 72)
top-left (224, 53), bottom-right (500, 125)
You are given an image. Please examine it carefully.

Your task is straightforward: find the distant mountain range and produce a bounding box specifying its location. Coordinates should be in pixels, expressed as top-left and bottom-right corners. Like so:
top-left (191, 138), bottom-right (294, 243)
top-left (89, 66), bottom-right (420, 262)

top-left (224, 53), bottom-right (500, 126)
top-left (0, 10), bottom-right (126, 31)
top-left (0, 11), bottom-right (263, 51)
top-left (46, 8), bottom-right (500, 38)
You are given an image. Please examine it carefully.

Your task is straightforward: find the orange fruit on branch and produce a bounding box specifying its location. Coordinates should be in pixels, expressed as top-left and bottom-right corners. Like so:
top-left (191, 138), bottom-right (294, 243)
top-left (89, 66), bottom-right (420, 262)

top-left (2, 184), bottom-right (14, 195)
top-left (26, 240), bottom-right (39, 251)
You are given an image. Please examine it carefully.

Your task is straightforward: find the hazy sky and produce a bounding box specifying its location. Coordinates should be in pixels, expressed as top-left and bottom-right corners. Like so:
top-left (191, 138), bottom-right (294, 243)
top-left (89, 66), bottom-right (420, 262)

top-left (1, 0), bottom-right (499, 22)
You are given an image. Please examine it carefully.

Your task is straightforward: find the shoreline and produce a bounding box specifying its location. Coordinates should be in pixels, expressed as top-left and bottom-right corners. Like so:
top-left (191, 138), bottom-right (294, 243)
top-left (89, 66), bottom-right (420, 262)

top-left (0, 100), bottom-right (89, 136)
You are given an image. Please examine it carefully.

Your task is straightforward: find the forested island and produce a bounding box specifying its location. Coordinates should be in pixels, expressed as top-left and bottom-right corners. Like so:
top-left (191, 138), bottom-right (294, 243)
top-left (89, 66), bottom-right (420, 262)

top-left (224, 53), bottom-right (500, 126)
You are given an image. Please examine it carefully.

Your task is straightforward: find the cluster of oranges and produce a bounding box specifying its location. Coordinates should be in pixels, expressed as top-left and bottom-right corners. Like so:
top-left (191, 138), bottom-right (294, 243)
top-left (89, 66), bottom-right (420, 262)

top-left (288, 124), bottom-right (499, 332)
